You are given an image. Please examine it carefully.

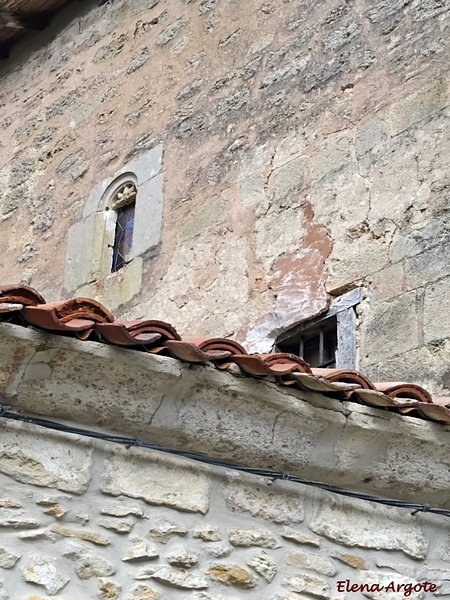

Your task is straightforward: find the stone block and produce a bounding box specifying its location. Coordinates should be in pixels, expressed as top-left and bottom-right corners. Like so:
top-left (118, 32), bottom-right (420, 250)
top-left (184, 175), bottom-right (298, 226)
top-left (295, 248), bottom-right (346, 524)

top-left (309, 497), bottom-right (427, 559)
top-left (180, 195), bottom-right (228, 241)
top-left (223, 474), bottom-right (304, 523)
top-left (424, 276), bottom-right (450, 343)
top-left (64, 214), bottom-right (96, 291)
top-left (128, 583), bottom-right (162, 600)
top-left (157, 16), bottom-right (190, 45)
top-left (51, 525), bottom-right (110, 546)
top-left (63, 541), bottom-right (116, 579)
top-left (97, 518), bottom-right (134, 533)
top-left (282, 529), bottom-right (321, 547)
top-left (208, 565), bottom-right (256, 588)
top-left (390, 219), bottom-right (447, 263)
top-left (283, 572), bottom-right (330, 598)
top-left (247, 550), bottom-right (277, 582)
top-left (368, 263), bottom-right (405, 302)
top-left (308, 131), bottom-right (355, 181)
top-left (404, 243), bottom-right (450, 291)
top-left (193, 525), bottom-right (222, 542)
top-left (286, 550), bottom-right (337, 576)
top-left (389, 79), bottom-right (449, 136)
top-left (0, 546), bottom-right (20, 569)
top-left (151, 566), bottom-right (208, 589)
top-left (167, 546), bottom-right (199, 568)
top-left (0, 421), bottom-right (92, 494)
top-left (355, 118), bottom-right (388, 158)
top-left (229, 529), bottom-right (281, 548)
top-left (122, 538), bottom-right (159, 562)
top-left (101, 448), bottom-right (211, 514)
top-left (21, 555), bottom-right (70, 595)
top-left (360, 291), bottom-right (420, 361)
top-left (267, 157), bottom-right (305, 207)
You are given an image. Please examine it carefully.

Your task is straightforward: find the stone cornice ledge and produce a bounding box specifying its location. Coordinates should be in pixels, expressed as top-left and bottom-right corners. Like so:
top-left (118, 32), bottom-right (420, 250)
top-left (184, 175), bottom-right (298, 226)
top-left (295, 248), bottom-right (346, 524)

top-left (1, 322), bottom-right (449, 507)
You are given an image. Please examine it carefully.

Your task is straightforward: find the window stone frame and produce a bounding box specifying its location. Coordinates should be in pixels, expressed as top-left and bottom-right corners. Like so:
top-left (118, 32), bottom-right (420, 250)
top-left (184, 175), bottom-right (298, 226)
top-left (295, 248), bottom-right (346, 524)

top-left (64, 145), bottom-right (163, 309)
top-left (276, 288), bottom-right (361, 369)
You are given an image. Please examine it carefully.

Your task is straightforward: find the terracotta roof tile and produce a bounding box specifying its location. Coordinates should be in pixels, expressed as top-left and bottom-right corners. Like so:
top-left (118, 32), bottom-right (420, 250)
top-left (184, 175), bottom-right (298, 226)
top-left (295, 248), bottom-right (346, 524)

top-left (1, 284), bottom-right (449, 424)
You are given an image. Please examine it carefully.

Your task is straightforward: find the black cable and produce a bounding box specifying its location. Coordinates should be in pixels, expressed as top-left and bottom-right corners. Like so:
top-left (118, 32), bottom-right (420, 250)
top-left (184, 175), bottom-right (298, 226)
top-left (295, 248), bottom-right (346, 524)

top-left (0, 404), bottom-right (448, 517)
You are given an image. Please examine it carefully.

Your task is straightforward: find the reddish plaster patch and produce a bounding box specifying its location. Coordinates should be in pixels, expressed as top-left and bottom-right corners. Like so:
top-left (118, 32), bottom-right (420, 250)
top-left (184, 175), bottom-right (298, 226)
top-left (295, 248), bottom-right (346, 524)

top-left (238, 203), bottom-right (333, 352)
top-left (270, 203), bottom-right (333, 320)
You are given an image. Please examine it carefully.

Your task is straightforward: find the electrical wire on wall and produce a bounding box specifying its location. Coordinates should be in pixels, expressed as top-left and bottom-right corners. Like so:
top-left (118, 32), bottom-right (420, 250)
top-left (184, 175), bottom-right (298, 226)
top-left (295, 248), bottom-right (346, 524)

top-left (0, 403), bottom-right (448, 518)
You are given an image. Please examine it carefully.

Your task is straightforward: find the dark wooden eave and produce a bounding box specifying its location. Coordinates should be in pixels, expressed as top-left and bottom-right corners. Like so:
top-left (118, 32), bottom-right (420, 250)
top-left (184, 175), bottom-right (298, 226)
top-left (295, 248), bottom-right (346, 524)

top-left (0, 0), bottom-right (75, 58)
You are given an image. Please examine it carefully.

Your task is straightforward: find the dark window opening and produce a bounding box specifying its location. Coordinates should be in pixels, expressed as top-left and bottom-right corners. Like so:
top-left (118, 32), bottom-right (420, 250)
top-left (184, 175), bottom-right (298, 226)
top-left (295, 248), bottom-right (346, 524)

top-left (277, 316), bottom-right (338, 368)
top-left (111, 202), bottom-right (135, 272)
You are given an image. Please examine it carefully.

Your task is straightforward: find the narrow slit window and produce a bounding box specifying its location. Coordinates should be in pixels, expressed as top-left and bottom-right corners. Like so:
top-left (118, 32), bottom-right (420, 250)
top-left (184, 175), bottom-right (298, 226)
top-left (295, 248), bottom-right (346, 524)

top-left (111, 183), bottom-right (137, 273)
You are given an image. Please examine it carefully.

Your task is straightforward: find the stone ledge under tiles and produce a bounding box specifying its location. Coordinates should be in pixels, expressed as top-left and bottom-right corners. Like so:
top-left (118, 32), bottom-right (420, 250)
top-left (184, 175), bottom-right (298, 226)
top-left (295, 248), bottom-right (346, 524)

top-left (1, 322), bottom-right (450, 508)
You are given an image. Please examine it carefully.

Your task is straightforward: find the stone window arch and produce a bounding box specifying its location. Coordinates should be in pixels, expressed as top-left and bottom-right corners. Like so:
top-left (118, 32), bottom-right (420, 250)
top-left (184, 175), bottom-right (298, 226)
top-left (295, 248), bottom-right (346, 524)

top-left (64, 146), bottom-right (163, 309)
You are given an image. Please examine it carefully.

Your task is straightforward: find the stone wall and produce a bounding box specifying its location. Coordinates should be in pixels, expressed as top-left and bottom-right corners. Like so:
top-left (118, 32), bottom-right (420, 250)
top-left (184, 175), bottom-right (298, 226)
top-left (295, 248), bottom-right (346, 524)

top-left (0, 0), bottom-right (450, 393)
top-left (0, 416), bottom-right (449, 600)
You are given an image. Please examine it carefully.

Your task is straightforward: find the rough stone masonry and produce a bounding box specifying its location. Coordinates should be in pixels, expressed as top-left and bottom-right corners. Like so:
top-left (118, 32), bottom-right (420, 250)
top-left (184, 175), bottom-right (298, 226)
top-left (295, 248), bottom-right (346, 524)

top-left (0, 0), bottom-right (449, 395)
top-left (0, 410), bottom-right (450, 600)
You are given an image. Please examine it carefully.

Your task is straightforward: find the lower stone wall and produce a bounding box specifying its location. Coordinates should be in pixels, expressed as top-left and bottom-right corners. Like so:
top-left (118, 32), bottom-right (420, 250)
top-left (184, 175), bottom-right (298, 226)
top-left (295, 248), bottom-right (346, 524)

top-left (0, 418), bottom-right (448, 600)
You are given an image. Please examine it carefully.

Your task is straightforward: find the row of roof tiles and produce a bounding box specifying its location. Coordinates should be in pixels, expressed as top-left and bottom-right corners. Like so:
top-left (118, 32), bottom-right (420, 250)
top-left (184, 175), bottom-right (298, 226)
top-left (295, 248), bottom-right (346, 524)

top-left (1, 284), bottom-right (450, 424)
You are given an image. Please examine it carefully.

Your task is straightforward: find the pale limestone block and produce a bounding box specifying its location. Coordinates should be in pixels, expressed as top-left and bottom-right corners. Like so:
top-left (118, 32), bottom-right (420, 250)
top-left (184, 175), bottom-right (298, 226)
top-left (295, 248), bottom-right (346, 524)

top-left (416, 567), bottom-right (450, 581)
top-left (133, 566), bottom-right (159, 580)
top-left (19, 529), bottom-right (57, 542)
top-left (375, 559), bottom-right (414, 577)
top-left (308, 130), bottom-right (355, 181)
top-left (128, 582), bottom-right (162, 599)
top-left (255, 205), bottom-right (306, 270)
top-left (151, 566), bottom-right (208, 589)
top-left (101, 503), bottom-right (144, 518)
top-left (51, 524), bottom-right (110, 546)
top-left (247, 550), bottom-right (277, 582)
top-left (63, 541), bottom-right (115, 579)
top-left (359, 291), bottom-right (420, 361)
top-left (180, 195), bottom-right (228, 242)
top-left (193, 526), bottom-right (222, 542)
top-left (167, 546), bottom-right (199, 568)
top-left (97, 518), bottom-right (134, 534)
top-left (122, 538), bottom-right (159, 562)
top-left (204, 544), bottom-right (233, 558)
top-left (0, 421), bottom-right (92, 494)
top-left (286, 550), bottom-right (337, 577)
top-left (147, 518), bottom-right (187, 544)
top-left (368, 263), bottom-right (405, 302)
top-left (0, 546), bottom-right (20, 569)
top-left (43, 504), bottom-right (66, 519)
top-left (424, 276), bottom-right (450, 343)
top-left (282, 529), bottom-right (321, 547)
top-left (283, 572), bottom-right (330, 598)
top-left (309, 498), bottom-right (427, 559)
top-left (223, 475), bottom-right (304, 523)
top-left (389, 79), bottom-right (449, 136)
top-left (0, 495), bottom-right (21, 509)
top-left (355, 118), bottom-right (388, 158)
top-left (208, 564), bottom-right (256, 588)
top-left (101, 447), bottom-right (211, 514)
top-left (267, 156), bottom-right (305, 205)
top-left (21, 555), bottom-right (70, 595)
top-left (0, 509), bottom-right (39, 529)
top-left (334, 553), bottom-right (368, 570)
top-left (98, 578), bottom-right (121, 599)
top-left (229, 528), bottom-right (281, 549)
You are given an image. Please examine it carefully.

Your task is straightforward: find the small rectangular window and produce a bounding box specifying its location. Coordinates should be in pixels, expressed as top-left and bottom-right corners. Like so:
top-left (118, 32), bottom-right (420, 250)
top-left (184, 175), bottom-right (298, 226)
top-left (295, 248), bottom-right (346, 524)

top-left (111, 203), bottom-right (135, 272)
top-left (278, 316), bottom-right (338, 368)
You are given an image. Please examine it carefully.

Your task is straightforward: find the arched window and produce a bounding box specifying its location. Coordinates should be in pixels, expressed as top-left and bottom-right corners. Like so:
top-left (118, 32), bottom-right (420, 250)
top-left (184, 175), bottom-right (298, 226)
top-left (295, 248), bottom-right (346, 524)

top-left (110, 182), bottom-right (137, 273)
